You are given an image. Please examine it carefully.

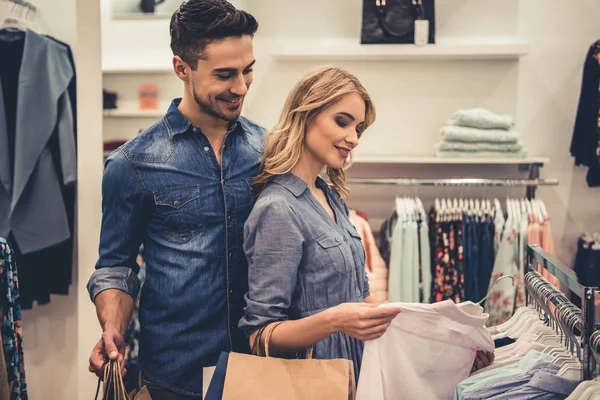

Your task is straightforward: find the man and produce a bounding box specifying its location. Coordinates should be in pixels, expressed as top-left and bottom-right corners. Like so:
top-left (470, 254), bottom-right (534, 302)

top-left (87, 1), bottom-right (264, 398)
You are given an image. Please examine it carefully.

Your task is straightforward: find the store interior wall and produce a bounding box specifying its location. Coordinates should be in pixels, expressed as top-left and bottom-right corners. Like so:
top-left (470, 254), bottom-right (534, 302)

top-left (1, 0), bottom-right (599, 397)
top-left (0, 0), bottom-right (103, 398)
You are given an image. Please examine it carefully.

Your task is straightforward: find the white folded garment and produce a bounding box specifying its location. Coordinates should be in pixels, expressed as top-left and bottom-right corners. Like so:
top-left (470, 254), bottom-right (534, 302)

top-left (436, 150), bottom-right (528, 158)
top-left (449, 108), bottom-right (514, 130)
top-left (440, 125), bottom-right (520, 144)
top-left (436, 140), bottom-right (524, 153)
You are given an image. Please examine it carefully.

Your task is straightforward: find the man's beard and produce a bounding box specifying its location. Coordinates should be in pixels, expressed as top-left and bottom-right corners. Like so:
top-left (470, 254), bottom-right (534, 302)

top-left (193, 89), bottom-right (241, 122)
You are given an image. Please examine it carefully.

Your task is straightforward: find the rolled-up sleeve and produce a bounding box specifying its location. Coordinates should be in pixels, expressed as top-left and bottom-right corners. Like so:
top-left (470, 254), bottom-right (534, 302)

top-left (239, 196), bottom-right (304, 336)
top-left (86, 150), bottom-right (145, 302)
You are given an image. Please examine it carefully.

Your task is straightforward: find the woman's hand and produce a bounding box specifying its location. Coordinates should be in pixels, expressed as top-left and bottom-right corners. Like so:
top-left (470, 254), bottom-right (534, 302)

top-left (471, 350), bottom-right (495, 373)
top-left (329, 302), bottom-right (402, 341)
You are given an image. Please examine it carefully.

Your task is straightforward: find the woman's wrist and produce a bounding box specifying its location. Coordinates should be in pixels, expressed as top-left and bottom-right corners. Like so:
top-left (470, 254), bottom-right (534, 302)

top-left (323, 305), bottom-right (341, 334)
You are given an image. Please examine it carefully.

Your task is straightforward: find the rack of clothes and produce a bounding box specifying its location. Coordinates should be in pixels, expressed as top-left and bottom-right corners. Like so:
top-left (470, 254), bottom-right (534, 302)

top-left (0, 0), bottom-right (77, 309)
top-left (353, 177), bottom-right (560, 323)
top-left (454, 244), bottom-right (600, 399)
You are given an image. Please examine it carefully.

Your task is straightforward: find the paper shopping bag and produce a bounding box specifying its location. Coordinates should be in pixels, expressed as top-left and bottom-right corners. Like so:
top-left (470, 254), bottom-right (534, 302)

top-left (220, 322), bottom-right (355, 400)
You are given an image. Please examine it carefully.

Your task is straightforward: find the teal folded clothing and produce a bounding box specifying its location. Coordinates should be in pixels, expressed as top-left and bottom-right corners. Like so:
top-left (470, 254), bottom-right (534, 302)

top-left (436, 150), bottom-right (528, 158)
top-left (440, 125), bottom-right (519, 144)
top-left (448, 108), bottom-right (514, 130)
top-left (436, 140), bottom-right (524, 153)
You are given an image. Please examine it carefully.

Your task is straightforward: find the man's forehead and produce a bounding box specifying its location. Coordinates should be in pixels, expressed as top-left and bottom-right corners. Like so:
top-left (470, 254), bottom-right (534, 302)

top-left (201, 36), bottom-right (254, 68)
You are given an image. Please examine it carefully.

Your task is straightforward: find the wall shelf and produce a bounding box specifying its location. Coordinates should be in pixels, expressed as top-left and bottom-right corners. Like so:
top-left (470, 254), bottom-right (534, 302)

top-left (272, 38), bottom-right (529, 61)
top-left (103, 105), bottom-right (165, 118)
top-left (352, 156), bottom-right (549, 166)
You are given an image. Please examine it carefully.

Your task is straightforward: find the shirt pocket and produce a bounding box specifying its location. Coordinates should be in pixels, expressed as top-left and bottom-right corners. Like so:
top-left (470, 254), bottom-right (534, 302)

top-left (153, 185), bottom-right (204, 242)
top-left (316, 231), bottom-right (349, 274)
top-left (346, 226), bottom-right (366, 265)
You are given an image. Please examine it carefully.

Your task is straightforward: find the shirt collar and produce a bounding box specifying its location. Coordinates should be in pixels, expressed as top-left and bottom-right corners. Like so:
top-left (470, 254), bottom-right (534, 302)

top-left (527, 371), bottom-right (580, 396)
top-left (164, 98), bottom-right (242, 139)
top-left (272, 172), bottom-right (330, 198)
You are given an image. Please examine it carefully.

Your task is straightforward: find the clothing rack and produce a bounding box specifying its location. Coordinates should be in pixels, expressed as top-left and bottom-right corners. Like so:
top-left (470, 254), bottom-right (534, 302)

top-left (527, 244), bottom-right (599, 380)
top-left (347, 177), bottom-right (559, 187)
top-left (6, 0), bottom-right (36, 11)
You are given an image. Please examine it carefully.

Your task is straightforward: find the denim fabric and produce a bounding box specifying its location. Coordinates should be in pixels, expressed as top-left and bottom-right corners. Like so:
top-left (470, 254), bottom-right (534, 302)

top-left (478, 215), bottom-right (495, 302)
top-left (239, 172), bottom-right (369, 382)
top-left (87, 99), bottom-right (265, 396)
top-left (463, 214), bottom-right (475, 302)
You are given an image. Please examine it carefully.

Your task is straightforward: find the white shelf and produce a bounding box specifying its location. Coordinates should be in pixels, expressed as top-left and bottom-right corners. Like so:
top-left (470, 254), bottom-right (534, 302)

top-left (103, 53), bottom-right (173, 74)
top-left (112, 12), bottom-right (172, 20)
top-left (272, 38), bottom-right (529, 61)
top-left (103, 105), bottom-right (165, 118)
top-left (352, 156), bottom-right (549, 165)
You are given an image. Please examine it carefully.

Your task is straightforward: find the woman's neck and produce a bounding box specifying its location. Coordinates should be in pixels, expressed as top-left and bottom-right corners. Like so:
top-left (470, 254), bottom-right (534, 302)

top-left (291, 152), bottom-right (324, 191)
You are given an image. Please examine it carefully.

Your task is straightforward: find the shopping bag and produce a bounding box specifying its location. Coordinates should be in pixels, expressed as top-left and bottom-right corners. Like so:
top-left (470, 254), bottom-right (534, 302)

top-left (204, 352), bottom-right (229, 400)
top-left (95, 360), bottom-right (153, 400)
top-left (220, 322), bottom-right (355, 400)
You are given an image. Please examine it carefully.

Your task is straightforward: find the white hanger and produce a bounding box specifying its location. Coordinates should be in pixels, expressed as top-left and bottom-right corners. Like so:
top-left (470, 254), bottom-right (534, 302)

top-left (491, 307), bottom-right (536, 336)
top-left (435, 198), bottom-right (441, 213)
top-left (506, 198), bottom-right (512, 220)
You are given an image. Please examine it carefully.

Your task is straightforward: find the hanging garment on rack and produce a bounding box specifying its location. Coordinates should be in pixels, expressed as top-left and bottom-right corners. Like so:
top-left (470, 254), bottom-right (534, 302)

top-left (571, 39), bottom-right (600, 187)
top-left (484, 213), bottom-right (526, 327)
top-left (0, 29), bottom-right (77, 308)
top-left (430, 209), bottom-right (465, 303)
top-left (356, 300), bottom-right (494, 400)
top-left (571, 233), bottom-right (600, 306)
top-left (386, 198), bottom-right (431, 303)
top-left (463, 213), bottom-right (495, 303)
top-left (349, 209), bottom-right (388, 303)
top-left (0, 238), bottom-right (26, 400)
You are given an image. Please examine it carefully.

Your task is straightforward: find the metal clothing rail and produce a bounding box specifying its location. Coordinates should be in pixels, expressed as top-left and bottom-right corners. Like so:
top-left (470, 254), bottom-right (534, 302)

top-left (527, 245), bottom-right (599, 380)
top-left (347, 177), bottom-right (559, 187)
top-left (6, 0), bottom-right (36, 11)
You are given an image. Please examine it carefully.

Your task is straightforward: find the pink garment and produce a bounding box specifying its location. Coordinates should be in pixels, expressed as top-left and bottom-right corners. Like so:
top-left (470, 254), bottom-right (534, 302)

top-left (357, 301), bottom-right (494, 400)
top-left (349, 210), bottom-right (388, 303)
top-left (538, 218), bottom-right (562, 290)
top-left (471, 333), bottom-right (546, 375)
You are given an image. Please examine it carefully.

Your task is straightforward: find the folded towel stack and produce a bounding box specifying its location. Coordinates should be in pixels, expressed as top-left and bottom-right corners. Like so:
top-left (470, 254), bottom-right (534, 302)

top-left (434, 108), bottom-right (527, 158)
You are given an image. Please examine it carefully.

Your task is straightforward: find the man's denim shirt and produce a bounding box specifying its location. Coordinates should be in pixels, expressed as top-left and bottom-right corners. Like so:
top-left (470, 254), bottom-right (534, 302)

top-left (87, 99), bottom-right (265, 396)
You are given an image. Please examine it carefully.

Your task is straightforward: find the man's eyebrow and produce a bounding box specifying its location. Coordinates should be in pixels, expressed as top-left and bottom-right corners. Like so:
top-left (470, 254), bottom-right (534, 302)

top-left (213, 60), bottom-right (256, 74)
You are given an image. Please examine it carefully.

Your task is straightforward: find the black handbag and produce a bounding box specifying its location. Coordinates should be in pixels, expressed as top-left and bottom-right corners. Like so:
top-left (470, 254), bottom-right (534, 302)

top-left (361, 0), bottom-right (435, 44)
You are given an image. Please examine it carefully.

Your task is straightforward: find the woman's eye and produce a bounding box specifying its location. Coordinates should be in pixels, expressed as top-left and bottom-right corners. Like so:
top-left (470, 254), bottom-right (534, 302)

top-left (336, 119), bottom-right (348, 128)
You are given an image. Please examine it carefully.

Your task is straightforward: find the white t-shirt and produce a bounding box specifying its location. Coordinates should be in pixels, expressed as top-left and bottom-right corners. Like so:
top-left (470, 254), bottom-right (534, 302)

top-left (356, 300), bottom-right (495, 400)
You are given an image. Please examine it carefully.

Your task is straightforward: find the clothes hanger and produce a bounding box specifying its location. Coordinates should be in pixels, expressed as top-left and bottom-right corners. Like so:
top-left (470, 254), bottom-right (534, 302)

top-left (476, 275), bottom-right (515, 306)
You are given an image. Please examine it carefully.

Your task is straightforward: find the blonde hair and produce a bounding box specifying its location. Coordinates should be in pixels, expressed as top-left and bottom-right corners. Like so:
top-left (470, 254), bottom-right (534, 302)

top-left (255, 66), bottom-right (376, 198)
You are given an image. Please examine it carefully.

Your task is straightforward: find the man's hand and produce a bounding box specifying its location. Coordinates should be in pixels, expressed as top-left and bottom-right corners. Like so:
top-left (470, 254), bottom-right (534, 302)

top-left (471, 350), bottom-right (494, 374)
top-left (88, 329), bottom-right (127, 379)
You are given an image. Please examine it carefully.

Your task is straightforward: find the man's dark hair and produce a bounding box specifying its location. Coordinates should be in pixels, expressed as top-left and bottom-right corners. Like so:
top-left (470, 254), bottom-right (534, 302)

top-left (170, 0), bottom-right (259, 70)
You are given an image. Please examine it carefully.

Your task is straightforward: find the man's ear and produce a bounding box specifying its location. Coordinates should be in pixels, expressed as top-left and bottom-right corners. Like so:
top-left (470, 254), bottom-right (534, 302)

top-left (173, 56), bottom-right (189, 80)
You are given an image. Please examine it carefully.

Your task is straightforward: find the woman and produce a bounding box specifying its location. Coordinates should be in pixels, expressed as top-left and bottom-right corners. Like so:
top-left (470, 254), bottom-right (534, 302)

top-left (238, 66), bottom-right (401, 380)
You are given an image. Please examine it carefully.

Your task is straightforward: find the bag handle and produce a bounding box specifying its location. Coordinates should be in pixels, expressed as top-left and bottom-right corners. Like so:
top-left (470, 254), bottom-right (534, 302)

top-left (260, 321), bottom-right (314, 360)
top-left (94, 360), bottom-right (129, 400)
top-left (373, 0), bottom-right (426, 38)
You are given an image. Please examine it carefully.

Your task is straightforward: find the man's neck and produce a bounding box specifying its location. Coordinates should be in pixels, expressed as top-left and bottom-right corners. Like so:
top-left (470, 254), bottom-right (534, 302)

top-left (178, 96), bottom-right (229, 142)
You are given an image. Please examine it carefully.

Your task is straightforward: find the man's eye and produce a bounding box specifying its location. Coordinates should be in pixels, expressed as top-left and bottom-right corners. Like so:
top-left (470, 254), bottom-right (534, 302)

top-left (217, 74), bottom-right (232, 80)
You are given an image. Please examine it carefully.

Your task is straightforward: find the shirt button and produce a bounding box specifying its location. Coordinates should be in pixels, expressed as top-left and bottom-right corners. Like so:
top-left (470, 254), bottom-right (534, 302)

top-left (227, 215), bottom-right (232, 220)
top-left (192, 127), bottom-right (198, 132)
top-left (203, 146), bottom-right (210, 152)
top-left (335, 237), bottom-right (340, 243)
top-left (344, 236), bottom-right (348, 242)
top-left (229, 253), bottom-right (233, 258)
top-left (173, 200), bottom-right (181, 207)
